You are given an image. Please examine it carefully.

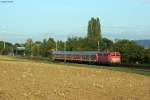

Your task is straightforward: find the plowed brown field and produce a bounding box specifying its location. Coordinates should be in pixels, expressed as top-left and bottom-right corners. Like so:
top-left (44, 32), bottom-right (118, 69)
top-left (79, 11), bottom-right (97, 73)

top-left (0, 56), bottom-right (149, 100)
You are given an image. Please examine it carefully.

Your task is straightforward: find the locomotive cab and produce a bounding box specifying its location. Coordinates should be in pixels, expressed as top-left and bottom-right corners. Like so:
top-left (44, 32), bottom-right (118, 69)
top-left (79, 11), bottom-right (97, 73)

top-left (109, 52), bottom-right (121, 63)
top-left (96, 52), bottom-right (121, 64)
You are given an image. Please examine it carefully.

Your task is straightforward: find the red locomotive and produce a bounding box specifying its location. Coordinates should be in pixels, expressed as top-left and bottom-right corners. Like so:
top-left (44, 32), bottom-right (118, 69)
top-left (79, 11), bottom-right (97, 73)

top-left (52, 51), bottom-right (121, 64)
top-left (96, 52), bottom-right (121, 64)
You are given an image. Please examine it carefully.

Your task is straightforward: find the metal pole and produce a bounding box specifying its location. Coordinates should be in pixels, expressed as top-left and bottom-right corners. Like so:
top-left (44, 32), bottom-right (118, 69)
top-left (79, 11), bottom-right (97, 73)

top-left (16, 48), bottom-right (17, 55)
top-left (4, 41), bottom-right (5, 49)
top-left (98, 41), bottom-right (100, 51)
top-left (24, 50), bottom-right (26, 56)
top-left (30, 42), bottom-right (32, 57)
top-left (12, 47), bottom-right (14, 56)
top-left (64, 41), bottom-right (66, 63)
top-left (56, 41), bottom-right (58, 51)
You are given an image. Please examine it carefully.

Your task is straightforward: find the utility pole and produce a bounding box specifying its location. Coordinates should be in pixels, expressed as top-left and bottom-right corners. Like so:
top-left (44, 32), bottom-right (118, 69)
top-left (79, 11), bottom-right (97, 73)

top-left (56, 41), bottom-right (58, 51)
top-left (64, 41), bottom-right (66, 63)
top-left (12, 47), bottom-right (14, 56)
top-left (98, 41), bottom-right (100, 51)
top-left (16, 48), bottom-right (17, 55)
top-left (4, 41), bottom-right (5, 49)
top-left (30, 41), bottom-right (33, 57)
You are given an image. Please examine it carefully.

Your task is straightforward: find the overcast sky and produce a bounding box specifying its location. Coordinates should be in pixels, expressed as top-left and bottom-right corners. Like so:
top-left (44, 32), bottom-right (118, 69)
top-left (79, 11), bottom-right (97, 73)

top-left (0, 0), bottom-right (150, 43)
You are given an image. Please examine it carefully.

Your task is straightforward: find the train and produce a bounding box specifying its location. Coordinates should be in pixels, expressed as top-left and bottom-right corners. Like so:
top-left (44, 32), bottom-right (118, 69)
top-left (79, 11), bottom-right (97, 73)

top-left (51, 51), bottom-right (121, 64)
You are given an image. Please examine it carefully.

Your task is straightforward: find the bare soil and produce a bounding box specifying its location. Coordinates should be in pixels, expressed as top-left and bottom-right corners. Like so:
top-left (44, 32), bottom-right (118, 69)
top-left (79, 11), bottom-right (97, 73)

top-left (0, 56), bottom-right (149, 100)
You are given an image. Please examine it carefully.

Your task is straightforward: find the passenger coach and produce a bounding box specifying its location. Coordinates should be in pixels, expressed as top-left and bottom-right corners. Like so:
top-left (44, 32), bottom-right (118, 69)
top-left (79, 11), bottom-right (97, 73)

top-left (52, 51), bottom-right (121, 64)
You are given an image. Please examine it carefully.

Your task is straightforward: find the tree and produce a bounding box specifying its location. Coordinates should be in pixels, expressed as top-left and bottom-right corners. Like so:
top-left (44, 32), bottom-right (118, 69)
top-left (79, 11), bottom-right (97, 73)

top-left (87, 17), bottom-right (102, 50)
top-left (25, 38), bottom-right (33, 56)
top-left (0, 41), bottom-right (13, 55)
top-left (40, 38), bottom-right (55, 57)
top-left (113, 40), bottom-right (144, 64)
top-left (66, 36), bottom-right (87, 51)
top-left (46, 38), bottom-right (55, 51)
top-left (0, 41), bottom-right (4, 54)
top-left (57, 40), bottom-right (64, 51)
top-left (31, 41), bottom-right (42, 56)
top-left (143, 48), bottom-right (150, 64)
top-left (40, 39), bottom-right (47, 57)
top-left (101, 38), bottom-right (113, 51)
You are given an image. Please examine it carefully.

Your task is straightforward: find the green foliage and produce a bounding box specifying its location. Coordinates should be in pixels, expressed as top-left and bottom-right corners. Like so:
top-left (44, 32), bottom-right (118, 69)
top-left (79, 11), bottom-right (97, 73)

top-left (40, 39), bottom-right (47, 57)
top-left (40, 38), bottom-right (55, 57)
top-left (87, 17), bottom-right (102, 50)
top-left (101, 38), bottom-right (113, 51)
top-left (113, 40), bottom-right (145, 64)
top-left (57, 40), bottom-right (64, 50)
top-left (66, 37), bottom-right (87, 51)
top-left (31, 42), bottom-right (42, 56)
top-left (0, 41), bottom-right (13, 55)
top-left (143, 48), bottom-right (150, 64)
top-left (20, 38), bottom-right (56, 57)
top-left (88, 17), bottom-right (102, 41)
top-left (46, 38), bottom-right (55, 50)
top-left (25, 38), bottom-right (33, 56)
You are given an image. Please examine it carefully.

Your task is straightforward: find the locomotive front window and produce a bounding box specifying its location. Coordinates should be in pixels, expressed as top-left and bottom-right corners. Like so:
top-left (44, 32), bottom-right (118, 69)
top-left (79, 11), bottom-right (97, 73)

top-left (116, 53), bottom-right (120, 56)
top-left (111, 53), bottom-right (120, 56)
top-left (111, 53), bottom-right (115, 56)
top-left (104, 54), bottom-right (106, 56)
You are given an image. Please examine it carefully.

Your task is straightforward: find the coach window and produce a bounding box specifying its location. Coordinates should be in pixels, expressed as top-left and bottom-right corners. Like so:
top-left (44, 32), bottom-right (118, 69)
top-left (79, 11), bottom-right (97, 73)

top-left (99, 53), bottom-right (102, 56)
top-left (104, 53), bottom-right (107, 56)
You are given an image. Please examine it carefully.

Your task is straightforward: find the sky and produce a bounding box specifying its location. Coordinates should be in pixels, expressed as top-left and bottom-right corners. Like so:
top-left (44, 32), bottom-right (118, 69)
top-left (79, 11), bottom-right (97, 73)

top-left (0, 0), bottom-right (150, 43)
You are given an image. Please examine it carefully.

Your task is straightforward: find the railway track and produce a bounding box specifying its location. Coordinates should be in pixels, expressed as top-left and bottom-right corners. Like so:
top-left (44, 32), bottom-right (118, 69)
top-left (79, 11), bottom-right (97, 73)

top-left (54, 60), bottom-right (150, 73)
top-left (110, 63), bottom-right (150, 70)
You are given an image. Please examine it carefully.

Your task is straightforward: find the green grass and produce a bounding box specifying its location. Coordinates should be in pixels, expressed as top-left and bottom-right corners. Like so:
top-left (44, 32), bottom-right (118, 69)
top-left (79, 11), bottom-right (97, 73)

top-left (105, 67), bottom-right (150, 76)
top-left (29, 58), bottom-right (150, 76)
top-left (5, 56), bottom-right (150, 76)
top-left (50, 62), bottom-right (150, 76)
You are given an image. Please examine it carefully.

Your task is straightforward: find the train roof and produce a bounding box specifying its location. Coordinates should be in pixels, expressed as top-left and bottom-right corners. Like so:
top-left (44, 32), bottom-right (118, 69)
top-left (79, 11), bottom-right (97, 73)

top-left (51, 51), bottom-right (120, 56)
top-left (52, 51), bottom-right (98, 56)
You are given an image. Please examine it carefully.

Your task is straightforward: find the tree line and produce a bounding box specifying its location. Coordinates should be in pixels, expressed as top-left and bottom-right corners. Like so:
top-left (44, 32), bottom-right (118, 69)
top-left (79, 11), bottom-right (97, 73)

top-left (0, 17), bottom-right (150, 64)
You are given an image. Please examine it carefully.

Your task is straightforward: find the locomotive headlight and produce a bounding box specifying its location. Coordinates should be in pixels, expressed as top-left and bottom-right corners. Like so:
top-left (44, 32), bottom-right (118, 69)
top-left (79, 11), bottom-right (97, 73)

top-left (116, 58), bottom-right (120, 61)
top-left (112, 58), bottom-right (116, 61)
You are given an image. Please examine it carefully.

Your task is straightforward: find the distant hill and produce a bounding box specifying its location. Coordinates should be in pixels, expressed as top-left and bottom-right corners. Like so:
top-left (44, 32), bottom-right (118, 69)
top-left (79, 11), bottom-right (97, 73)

top-left (134, 40), bottom-right (150, 48)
